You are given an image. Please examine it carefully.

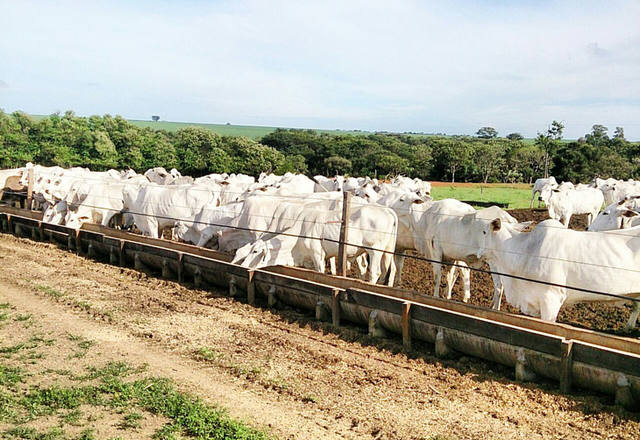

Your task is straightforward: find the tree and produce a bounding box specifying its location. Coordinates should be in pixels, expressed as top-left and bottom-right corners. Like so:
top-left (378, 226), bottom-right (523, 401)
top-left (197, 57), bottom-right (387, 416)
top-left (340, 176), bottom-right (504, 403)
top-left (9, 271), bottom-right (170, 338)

top-left (173, 127), bottom-right (223, 175)
top-left (506, 132), bottom-right (524, 141)
top-left (324, 156), bottom-right (352, 175)
top-left (226, 137), bottom-right (285, 175)
top-left (476, 127), bottom-right (498, 139)
top-left (438, 140), bottom-right (472, 182)
top-left (585, 124), bottom-right (609, 147)
top-left (151, 115), bottom-right (160, 122)
top-left (534, 120), bottom-right (564, 178)
top-left (474, 140), bottom-right (506, 183)
top-left (548, 120), bottom-right (564, 140)
top-left (614, 126), bottom-right (625, 140)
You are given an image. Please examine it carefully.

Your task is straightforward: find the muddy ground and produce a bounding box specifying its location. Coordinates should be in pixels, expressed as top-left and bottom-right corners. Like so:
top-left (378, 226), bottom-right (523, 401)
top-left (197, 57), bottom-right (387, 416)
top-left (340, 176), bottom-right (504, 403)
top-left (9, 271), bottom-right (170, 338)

top-left (0, 231), bottom-right (639, 439)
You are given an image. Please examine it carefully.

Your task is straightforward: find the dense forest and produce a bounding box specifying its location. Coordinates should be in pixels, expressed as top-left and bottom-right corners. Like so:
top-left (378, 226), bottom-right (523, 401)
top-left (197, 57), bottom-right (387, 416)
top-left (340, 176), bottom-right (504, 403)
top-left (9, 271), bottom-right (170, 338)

top-left (1, 110), bottom-right (637, 183)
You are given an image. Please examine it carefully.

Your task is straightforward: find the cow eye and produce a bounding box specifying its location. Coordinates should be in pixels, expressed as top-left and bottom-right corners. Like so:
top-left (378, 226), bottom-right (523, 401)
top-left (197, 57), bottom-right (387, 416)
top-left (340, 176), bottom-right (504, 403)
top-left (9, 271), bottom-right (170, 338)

top-left (603, 212), bottom-right (608, 215)
top-left (483, 231), bottom-right (486, 235)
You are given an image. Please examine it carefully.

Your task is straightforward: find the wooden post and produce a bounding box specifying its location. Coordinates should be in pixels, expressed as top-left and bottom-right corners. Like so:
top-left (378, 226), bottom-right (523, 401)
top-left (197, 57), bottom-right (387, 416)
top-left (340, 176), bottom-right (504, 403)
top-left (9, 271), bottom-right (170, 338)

top-left (559, 339), bottom-right (574, 393)
top-left (75, 230), bottom-right (82, 256)
top-left (118, 240), bottom-right (125, 266)
top-left (246, 270), bottom-right (255, 305)
top-left (177, 252), bottom-right (184, 283)
top-left (401, 301), bottom-right (412, 351)
top-left (337, 191), bottom-right (352, 277)
top-left (331, 288), bottom-right (341, 326)
top-left (26, 167), bottom-right (34, 210)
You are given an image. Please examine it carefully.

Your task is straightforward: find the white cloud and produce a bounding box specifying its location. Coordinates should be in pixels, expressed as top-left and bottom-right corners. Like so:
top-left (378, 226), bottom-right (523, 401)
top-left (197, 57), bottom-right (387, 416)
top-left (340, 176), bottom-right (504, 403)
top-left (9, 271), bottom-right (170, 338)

top-left (0, 0), bottom-right (639, 138)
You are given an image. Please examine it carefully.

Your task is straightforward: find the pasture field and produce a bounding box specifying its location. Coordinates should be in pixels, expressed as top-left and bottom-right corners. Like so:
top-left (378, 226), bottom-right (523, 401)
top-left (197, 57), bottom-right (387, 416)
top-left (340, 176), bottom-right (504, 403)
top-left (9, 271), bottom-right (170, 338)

top-left (430, 182), bottom-right (533, 209)
top-left (125, 120), bottom-right (373, 138)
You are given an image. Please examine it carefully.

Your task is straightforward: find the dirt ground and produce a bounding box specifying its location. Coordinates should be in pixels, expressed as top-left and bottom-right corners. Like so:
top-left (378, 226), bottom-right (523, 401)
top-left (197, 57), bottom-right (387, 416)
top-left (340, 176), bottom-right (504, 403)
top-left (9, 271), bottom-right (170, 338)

top-left (1, 232), bottom-right (639, 439)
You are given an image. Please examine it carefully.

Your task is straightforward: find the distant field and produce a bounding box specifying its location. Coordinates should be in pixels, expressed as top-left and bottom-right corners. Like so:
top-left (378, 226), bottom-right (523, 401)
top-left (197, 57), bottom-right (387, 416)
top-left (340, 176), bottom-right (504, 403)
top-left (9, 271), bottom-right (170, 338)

top-left (430, 182), bottom-right (533, 209)
top-left (127, 120), bottom-right (374, 138)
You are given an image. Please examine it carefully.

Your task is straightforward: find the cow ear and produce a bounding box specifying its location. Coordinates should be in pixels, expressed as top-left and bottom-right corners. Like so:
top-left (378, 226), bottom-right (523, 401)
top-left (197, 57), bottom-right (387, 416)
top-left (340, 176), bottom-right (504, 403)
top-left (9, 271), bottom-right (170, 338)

top-left (462, 213), bottom-right (474, 224)
top-left (622, 209), bottom-right (638, 218)
top-left (618, 198), bottom-right (627, 205)
top-left (490, 218), bottom-right (502, 231)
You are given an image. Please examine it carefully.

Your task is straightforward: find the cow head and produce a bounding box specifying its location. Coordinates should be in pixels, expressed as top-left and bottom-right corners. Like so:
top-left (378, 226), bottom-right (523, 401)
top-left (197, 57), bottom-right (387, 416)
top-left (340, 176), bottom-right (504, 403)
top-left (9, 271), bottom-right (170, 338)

top-left (588, 200), bottom-right (640, 231)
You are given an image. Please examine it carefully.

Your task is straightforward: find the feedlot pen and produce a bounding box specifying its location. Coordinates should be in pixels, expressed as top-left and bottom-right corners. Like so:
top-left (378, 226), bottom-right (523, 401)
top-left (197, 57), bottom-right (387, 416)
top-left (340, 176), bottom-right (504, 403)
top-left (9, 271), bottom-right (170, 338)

top-left (1, 205), bottom-right (639, 411)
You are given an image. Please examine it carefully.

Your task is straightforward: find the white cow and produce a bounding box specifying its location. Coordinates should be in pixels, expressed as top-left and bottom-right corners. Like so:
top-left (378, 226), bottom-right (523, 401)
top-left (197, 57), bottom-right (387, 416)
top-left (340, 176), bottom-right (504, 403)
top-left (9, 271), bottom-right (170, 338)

top-left (530, 176), bottom-right (558, 208)
top-left (65, 181), bottom-right (127, 229)
top-left (232, 204), bottom-right (398, 285)
top-left (174, 201), bottom-right (245, 247)
top-left (599, 180), bottom-right (640, 206)
top-left (469, 218), bottom-right (640, 330)
top-left (540, 186), bottom-right (604, 227)
top-left (122, 184), bottom-right (217, 238)
top-left (376, 189), bottom-right (431, 285)
top-left (588, 197), bottom-right (640, 231)
top-left (473, 206), bottom-right (526, 310)
top-left (410, 199), bottom-right (476, 302)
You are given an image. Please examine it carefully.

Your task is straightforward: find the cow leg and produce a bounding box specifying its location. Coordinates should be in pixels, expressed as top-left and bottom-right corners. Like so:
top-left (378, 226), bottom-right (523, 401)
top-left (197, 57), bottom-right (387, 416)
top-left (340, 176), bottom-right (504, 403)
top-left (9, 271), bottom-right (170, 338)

top-left (381, 251), bottom-right (396, 287)
top-left (444, 264), bottom-right (458, 299)
top-left (530, 191), bottom-right (536, 208)
top-left (460, 264), bottom-right (471, 303)
top-left (313, 252), bottom-right (326, 273)
top-left (393, 253), bottom-right (405, 286)
top-left (625, 301), bottom-right (640, 332)
top-left (538, 291), bottom-right (564, 322)
top-left (355, 254), bottom-right (368, 279)
top-left (328, 256), bottom-right (337, 275)
top-left (563, 214), bottom-right (571, 228)
top-left (366, 251), bottom-right (382, 284)
top-left (491, 274), bottom-right (504, 310)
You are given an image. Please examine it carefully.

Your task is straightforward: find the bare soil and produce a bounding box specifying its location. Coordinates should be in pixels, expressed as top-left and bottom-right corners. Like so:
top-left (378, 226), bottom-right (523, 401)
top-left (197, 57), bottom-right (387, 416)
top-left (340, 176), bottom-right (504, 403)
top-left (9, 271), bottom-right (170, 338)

top-left (0, 232), bottom-right (639, 439)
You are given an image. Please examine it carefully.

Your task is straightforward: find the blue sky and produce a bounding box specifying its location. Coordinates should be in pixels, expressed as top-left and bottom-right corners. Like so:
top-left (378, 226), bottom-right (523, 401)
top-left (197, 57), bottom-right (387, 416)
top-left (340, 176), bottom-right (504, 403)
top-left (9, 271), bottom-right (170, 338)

top-left (1, 0), bottom-right (639, 139)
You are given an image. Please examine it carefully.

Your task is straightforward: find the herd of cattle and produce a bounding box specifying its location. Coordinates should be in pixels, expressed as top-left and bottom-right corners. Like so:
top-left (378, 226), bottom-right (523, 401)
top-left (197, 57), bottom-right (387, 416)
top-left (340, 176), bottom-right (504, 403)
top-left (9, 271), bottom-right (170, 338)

top-left (0, 164), bottom-right (639, 333)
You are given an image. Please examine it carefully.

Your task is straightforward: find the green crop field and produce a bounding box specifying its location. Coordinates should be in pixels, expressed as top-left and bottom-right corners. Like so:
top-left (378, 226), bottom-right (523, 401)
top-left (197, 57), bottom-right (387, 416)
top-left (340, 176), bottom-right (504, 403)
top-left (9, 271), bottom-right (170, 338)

top-left (126, 120), bottom-right (376, 139)
top-left (430, 183), bottom-right (534, 209)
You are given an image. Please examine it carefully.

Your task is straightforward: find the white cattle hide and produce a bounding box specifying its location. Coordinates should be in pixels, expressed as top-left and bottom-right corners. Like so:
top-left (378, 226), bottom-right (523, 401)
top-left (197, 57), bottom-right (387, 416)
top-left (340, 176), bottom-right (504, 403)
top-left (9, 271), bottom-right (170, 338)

top-left (122, 184), bottom-right (216, 238)
top-left (541, 187), bottom-right (604, 227)
top-left (530, 176), bottom-right (558, 207)
top-left (471, 218), bottom-right (640, 330)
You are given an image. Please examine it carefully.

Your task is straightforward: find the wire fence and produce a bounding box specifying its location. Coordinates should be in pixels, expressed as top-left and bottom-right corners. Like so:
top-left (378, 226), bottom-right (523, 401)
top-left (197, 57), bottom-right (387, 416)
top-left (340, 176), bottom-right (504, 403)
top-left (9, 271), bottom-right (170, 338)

top-left (2, 183), bottom-right (640, 306)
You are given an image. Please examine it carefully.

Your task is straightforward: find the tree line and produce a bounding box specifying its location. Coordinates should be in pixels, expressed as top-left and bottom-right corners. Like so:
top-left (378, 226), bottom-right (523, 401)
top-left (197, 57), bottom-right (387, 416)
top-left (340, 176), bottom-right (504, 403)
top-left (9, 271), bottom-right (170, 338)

top-left (1, 110), bottom-right (637, 183)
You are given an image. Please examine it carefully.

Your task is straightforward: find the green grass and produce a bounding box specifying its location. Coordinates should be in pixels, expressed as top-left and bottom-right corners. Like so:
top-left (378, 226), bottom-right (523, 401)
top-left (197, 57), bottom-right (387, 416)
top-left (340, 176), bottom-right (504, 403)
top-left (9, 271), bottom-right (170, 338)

top-left (127, 119), bottom-right (373, 139)
top-left (34, 285), bottom-right (65, 299)
top-left (431, 183), bottom-right (533, 209)
top-left (7, 362), bottom-right (271, 439)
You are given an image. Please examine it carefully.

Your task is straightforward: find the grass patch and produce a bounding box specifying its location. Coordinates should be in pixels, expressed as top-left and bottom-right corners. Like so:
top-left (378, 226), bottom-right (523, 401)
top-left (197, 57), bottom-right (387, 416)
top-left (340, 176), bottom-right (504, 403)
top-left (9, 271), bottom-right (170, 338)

top-left (65, 335), bottom-right (95, 359)
top-left (3, 362), bottom-right (270, 439)
top-left (194, 347), bottom-right (223, 362)
top-left (59, 408), bottom-right (83, 426)
top-left (118, 411), bottom-right (142, 430)
top-left (0, 364), bottom-right (24, 386)
top-left (34, 285), bottom-right (65, 299)
top-left (4, 426), bottom-right (66, 439)
top-left (14, 314), bottom-right (32, 322)
top-left (431, 184), bottom-right (533, 209)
